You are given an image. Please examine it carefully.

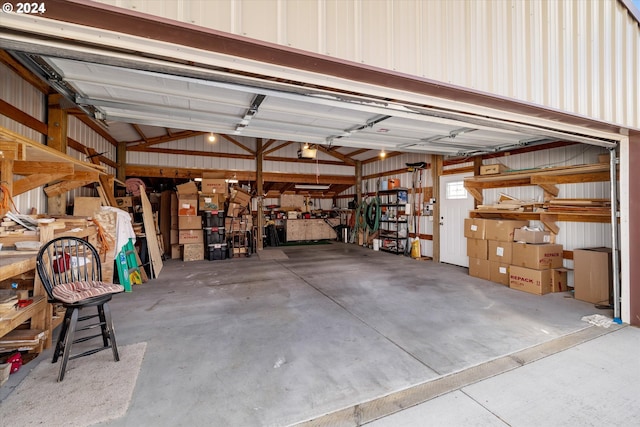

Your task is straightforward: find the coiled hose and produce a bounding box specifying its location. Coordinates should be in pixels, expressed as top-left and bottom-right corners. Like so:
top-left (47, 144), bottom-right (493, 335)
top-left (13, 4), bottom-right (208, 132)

top-left (365, 196), bottom-right (381, 233)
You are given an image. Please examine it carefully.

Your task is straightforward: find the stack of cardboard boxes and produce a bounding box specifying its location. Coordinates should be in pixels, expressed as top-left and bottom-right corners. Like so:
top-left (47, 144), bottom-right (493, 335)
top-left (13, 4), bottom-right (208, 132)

top-left (176, 181), bottom-right (204, 261)
top-left (465, 218), bottom-right (568, 295)
top-left (225, 186), bottom-right (253, 257)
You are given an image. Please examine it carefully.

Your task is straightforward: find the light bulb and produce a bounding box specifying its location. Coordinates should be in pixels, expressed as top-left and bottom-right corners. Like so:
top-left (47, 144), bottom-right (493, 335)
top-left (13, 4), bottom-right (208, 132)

top-left (208, 133), bottom-right (216, 142)
top-left (380, 150), bottom-right (386, 158)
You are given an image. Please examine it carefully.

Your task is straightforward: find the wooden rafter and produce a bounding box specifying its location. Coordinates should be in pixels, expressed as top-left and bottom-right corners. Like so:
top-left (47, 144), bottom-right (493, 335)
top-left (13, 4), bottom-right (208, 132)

top-left (263, 141), bottom-right (294, 156)
top-left (344, 148), bottom-right (370, 158)
top-left (128, 130), bottom-right (206, 148)
top-left (264, 155), bottom-right (347, 166)
top-left (127, 146), bottom-right (254, 160)
top-left (132, 124), bottom-right (148, 142)
top-left (220, 134), bottom-right (256, 155)
top-left (73, 114), bottom-right (119, 146)
top-left (0, 50), bottom-right (51, 93)
top-left (68, 138), bottom-right (118, 169)
top-left (362, 151), bottom-right (403, 164)
top-left (316, 145), bottom-right (355, 165)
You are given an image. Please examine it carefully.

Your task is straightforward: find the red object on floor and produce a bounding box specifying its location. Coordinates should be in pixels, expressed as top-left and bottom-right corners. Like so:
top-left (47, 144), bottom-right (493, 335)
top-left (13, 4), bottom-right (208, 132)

top-left (7, 352), bottom-right (22, 374)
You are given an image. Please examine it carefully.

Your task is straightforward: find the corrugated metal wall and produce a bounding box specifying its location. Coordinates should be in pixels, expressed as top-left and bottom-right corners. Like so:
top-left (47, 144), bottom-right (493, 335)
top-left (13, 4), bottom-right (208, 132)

top-left (0, 62), bottom-right (47, 214)
top-left (97, 0), bottom-right (640, 129)
top-left (66, 116), bottom-right (118, 205)
top-left (128, 135), bottom-right (354, 176)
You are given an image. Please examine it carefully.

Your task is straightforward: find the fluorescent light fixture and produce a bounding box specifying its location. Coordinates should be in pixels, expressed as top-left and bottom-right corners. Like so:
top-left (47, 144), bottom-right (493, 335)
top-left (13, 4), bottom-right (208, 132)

top-left (295, 184), bottom-right (330, 190)
top-left (194, 178), bottom-right (202, 182)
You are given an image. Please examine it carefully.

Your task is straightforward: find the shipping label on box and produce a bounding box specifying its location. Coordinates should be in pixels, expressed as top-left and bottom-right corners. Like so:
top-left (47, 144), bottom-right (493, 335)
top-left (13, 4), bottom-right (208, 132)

top-left (202, 179), bottom-right (228, 194)
top-left (464, 218), bottom-right (487, 240)
top-left (511, 243), bottom-right (563, 270)
top-left (199, 193), bottom-right (224, 211)
top-left (178, 215), bottom-right (202, 230)
top-left (178, 197), bottom-right (198, 216)
top-left (488, 240), bottom-right (512, 263)
top-left (484, 219), bottom-right (529, 242)
top-left (490, 261), bottom-right (510, 286)
top-left (178, 229), bottom-right (204, 244)
top-left (513, 227), bottom-right (551, 244)
top-left (509, 266), bottom-right (552, 295)
top-left (467, 238), bottom-right (488, 260)
top-left (468, 258), bottom-right (491, 280)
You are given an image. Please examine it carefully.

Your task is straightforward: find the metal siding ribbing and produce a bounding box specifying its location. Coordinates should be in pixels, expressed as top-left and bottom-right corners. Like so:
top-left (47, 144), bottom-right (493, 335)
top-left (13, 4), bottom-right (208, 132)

top-left (94, 0), bottom-right (640, 128)
top-left (1, 62), bottom-right (47, 214)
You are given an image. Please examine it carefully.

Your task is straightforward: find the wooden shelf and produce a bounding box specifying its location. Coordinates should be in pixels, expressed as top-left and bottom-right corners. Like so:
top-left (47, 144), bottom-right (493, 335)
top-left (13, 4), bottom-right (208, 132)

top-left (464, 163), bottom-right (614, 204)
top-left (465, 163), bottom-right (615, 235)
top-left (0, 295), bottom-right (46, 338)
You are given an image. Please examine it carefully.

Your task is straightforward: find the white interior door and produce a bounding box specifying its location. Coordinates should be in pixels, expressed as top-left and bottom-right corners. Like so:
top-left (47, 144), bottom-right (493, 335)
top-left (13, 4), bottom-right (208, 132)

top-left (439, 173), bottom-right (474, 266)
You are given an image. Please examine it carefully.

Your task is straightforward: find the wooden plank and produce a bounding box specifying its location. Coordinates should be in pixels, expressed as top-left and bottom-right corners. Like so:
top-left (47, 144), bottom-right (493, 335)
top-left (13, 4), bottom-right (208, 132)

top-left (0, 296), bottom-right (45, 338)
top-left (13, 173), bottom-right (68, 196)
top-left (44, 180), bottom-right (93, 197)
top-left (531, 171), bottom-right (613, 184)
top-left (139, 187), bottom-right (163, 278)
top-left (13, 161), bottom-right (73, 175)
top-left (73, 197), bottom-right (102, 217)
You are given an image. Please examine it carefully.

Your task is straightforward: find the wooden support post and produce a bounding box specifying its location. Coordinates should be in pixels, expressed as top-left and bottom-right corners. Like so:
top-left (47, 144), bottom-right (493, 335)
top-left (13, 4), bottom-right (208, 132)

top-left (0, 158), bottom-right (14, 217)
top-left (116, 140), bottom-right (127, 183)
top-left (355, 160), bottom-right (362, 243)
top-left (256, 138), bottom-right (264, 251)
top-left (47, 94), bottom-right (68, 215)
top-left (432, 155), bottom-right (443, 263)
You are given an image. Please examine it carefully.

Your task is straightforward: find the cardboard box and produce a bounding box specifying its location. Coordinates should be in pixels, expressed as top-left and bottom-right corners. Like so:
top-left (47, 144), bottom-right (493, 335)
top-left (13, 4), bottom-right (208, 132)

top-left (468, 258), bottom-right (490, 280)
top-left (227, 202), bottom-right (247, 217)
top-left (178, 197), bottom-right (198, 216)
top-left (183, 243), bottom-right (204, 261)
top-left (73, 197), bottom-right (102, 217)
top-left (388, 178), bottom-right (400, 189)
top-left (574, 247), bottom-right (612, 304)
top-left (171, 192), bottom-right (178, 214)
top-left (484, 219), bottom-right (529, 242)
top-left (170, 214), bottom-right (179, 230)
top-left (480, 163), bottom-right (508, 175)
top-left (513, 227), bottom-right (552, 244)
top-left (467, 238), bottom-right (488, 260)
top-left (488, 240), bottom-right (512, 264)
top-left (178, 229), bottom-right (204, 244)
top-left (551, 268), bottom-right (569, 293)
top-left (512, 243), bottom-right (563, 270)
top-left (170, 244), bottom-right (182, 259)
top-left (464, 218), bottom-right (487, 240)
top-left (490, 261), bottom-right (510, 286)
top-left (176, 181), bottom-right (198, 196)
top-left (115, 197), bottom-right (133, 208)
top-left (202, 178), bottom-right (227, 194)
top-left (178, 215), bottom-right (202, 230)
top-left (230, 187), bottom-right (251, 206)
top-left (509, 266), bottom-right (552, 295)
top-left (170, 229), bottom-right (179, 244)
top-left (199, 193), bottom-right (225, 211)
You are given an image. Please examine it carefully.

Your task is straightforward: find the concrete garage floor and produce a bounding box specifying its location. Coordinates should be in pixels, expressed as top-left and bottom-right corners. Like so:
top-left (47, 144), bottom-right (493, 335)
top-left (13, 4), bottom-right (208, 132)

top-left (5, 242), bottom-right (639, 426)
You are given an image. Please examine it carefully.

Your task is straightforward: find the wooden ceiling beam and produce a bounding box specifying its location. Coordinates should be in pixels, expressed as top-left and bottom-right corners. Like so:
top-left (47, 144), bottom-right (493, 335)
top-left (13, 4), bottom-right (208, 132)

top-left (220, 134), bottom-right (256, 154)
top-left (316, 145), bottom-right (355, 165)
top-left (263, 141), bottom-right (294, 155)
top-left (0, 50), bottom-right (51, 94)
top-left (128, 130), bottom-right (206, 148)
top-left (132, 124), bottom-right (149, 142)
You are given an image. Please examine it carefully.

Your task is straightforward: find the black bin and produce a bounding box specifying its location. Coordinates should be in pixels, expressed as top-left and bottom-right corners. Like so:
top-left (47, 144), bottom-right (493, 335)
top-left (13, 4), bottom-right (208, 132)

top-left (202, 210), bottom-right (225, 228)
top-left (206, 243), bottom-right (228, 261)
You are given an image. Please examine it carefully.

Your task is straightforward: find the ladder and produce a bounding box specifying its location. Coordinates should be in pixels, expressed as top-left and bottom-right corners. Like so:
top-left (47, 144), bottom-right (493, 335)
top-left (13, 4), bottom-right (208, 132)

top-left (116, 239), bottom-right (144, 292)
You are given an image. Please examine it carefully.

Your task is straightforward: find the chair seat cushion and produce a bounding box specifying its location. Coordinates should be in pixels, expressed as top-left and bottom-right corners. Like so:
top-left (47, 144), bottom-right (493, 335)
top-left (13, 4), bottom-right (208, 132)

top-left (52, 281), bottom-right (125, 303)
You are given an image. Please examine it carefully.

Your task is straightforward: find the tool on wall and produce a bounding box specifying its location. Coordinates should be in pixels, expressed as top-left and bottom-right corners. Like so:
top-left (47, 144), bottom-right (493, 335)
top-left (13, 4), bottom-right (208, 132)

top-left (406, 162), bottom-right (426, 258)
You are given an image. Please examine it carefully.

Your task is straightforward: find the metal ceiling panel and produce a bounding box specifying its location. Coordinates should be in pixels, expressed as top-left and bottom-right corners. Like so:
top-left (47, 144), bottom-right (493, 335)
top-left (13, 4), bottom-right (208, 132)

top-left (23, 53), bottom-right (557, 156)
